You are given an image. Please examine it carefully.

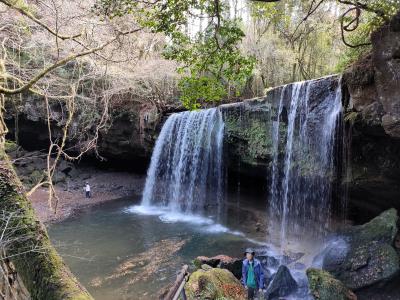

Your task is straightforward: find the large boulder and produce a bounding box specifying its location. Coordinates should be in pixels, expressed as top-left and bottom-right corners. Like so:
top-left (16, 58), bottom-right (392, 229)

top-left (265, 265), bottom-right (297, 299)
top-left (320, 209), bottom-right (399, 290)
top-left (307, 268), bottom-right (357, 300)
top-left (333, 241), bottom-right (399, 290)
top-left (185, 267), bottom-right (246, 300)
top-left (346, 208), bottom-right (398, 244)
top-left (193, 255), bottom-right (242, 279)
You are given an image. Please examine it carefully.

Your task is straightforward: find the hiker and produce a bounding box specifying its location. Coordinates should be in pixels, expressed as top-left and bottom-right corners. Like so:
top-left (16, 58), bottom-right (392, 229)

top-left (84, 182), bottom-right (91, 198)
top-left (242, 248), bottom-right (265, 300)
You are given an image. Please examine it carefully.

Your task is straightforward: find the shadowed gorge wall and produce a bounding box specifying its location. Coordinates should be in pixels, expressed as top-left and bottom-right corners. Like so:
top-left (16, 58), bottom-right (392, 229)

top-left (343, 11), bottom-right (400, 221)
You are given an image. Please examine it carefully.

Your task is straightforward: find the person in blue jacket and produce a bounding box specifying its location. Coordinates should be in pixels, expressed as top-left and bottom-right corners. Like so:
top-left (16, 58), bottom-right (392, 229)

top-left (242, 248), bottom-right (265, 299)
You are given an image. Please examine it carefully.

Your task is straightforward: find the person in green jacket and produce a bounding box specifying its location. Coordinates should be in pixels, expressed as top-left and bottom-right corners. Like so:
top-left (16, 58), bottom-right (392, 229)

top-left (242, 248), bottom-right (265, 299)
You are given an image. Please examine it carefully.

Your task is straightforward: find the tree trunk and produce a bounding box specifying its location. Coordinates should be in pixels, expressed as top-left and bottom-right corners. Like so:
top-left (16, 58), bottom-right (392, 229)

top-left (0, 149), bottom-right (93, 300)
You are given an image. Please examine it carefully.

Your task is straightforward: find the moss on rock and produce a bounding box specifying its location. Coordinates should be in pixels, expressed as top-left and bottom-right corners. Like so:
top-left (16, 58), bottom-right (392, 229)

top-left (193, 255), bottom-right (242, 279)
top-left (28, 169), bottom-right (46, 186)
top-left (307, 268), bottom-right (357, 300)
top-left (185, 267), bottom-right (246, 300)
top-left (4, 140), bottom-right (18, 153)
top-left (347, 208), bottom-right (398, 245)
top-left (223, 103), bottom-right (279, 168)
top-left (337, 242), bottom-right (399, 290)
top-left (322, 209), bottom-right (400, 291)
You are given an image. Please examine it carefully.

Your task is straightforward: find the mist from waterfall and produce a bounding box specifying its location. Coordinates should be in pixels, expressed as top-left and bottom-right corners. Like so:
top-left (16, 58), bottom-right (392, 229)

top-left (141, 108), bottom-right (225, 215)
top-left (269, 78), bottom-right (343, 248)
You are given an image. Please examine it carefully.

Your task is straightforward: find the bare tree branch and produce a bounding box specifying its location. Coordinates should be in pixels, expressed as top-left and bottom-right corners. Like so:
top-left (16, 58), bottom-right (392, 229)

top-left (0, 28), bottom-right (141, 95)
top-left (0, 0), bottom-right (83, 40)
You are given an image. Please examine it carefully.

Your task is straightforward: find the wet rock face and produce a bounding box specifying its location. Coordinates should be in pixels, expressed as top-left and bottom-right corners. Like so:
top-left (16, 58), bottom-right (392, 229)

top-left (371, 12), bottom-right (400, 138)
top-left (5, 95), bottom-right (165, 172)
top-left (347, 121), bottom-right (400, 219)
top-left (221, 99), bottom-right (275, 178)
top-left (265, 265), bottom-right (297, 300)
top-left (344, 12), bottom-right (400, 139)
top-left (96, 109), bottom-right (160, 169)
top-left (343, 12), bottom-right (400, 217)
top-left (319, 209), bottom-right (399, 290)
top-left (220, 75), bottom-right (339, 180)
top-left (347, 208), bottom-right (398, 244)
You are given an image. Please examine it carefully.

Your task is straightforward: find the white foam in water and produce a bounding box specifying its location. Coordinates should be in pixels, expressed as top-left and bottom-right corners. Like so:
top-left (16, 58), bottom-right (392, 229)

top-left (203, 224), bottom-right (239, 234)
top-left (159, 213), bottom-right (213, 225)
top-left (126, 205), bottom-right (166, 216)
top-left (126, 205), bottom-right (213, 225)
top-left (126, 205), bottom-right (267, 245)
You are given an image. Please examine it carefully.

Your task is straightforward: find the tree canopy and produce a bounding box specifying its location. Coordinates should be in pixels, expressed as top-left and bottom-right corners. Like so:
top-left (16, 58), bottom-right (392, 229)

top-left (1, 0), bottom-right (399, 112)
top-left (93, 0), bottom-right (400, 108)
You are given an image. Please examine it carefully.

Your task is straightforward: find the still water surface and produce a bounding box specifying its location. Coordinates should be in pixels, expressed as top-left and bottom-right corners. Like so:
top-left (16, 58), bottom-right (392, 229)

top-left (49, 197), bottom-right (261, 300)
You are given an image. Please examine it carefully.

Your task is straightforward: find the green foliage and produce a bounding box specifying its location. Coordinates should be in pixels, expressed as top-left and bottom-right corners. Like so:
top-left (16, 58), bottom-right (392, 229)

top-left (4, 140), bottom-right (18, 153)
top-left (335, 0), bottom-right (400, 71)
top-left (246, 120), bottom-right (273, 159)
top-left (224, 110), bottom-right (277, 164)
top-left (93, 0), bottom-right (400, 106)
top-left (94, 0), bottom-right (254, 109)
top-left (178, 76), bottom-right (226, 110)
top-left (246, 0), bottom-right (344, 88)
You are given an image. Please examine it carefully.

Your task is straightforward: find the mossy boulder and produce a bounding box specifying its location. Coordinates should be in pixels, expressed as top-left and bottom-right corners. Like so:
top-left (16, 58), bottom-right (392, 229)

top-left (28, 169), bottom-right (46, 185)
top-left (53, 171), bottom-right (67, 184)
top-left (5, 140), bottom-right (18, 153)
top-left (335, 241), bottom-right (399, 290)
top-left (193, 255), bottom-right (242, 279)
top-left (307, 268), bottom-right (357, 300)
top-left (346, 208), bottom-right (398, 245)
top-left (321, 209), bottom-right (399, 290)
top-left (185, 267), bottom-right (246, 300)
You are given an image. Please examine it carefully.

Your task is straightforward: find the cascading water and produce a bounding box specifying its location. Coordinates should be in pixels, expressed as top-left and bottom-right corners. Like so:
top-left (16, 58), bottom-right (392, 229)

top-left (141, 108), bottom-right (225, 215)
top-left (269, 78), bottom-right (343, 248)
top-left (269, 85), bottom-right (286, 232)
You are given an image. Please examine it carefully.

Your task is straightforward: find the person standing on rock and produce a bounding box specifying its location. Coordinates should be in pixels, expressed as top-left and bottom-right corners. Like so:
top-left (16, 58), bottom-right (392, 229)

top-left (242, 248), bottom-right (265, 300)
top-left (84, 182), bottom-right (91, 199)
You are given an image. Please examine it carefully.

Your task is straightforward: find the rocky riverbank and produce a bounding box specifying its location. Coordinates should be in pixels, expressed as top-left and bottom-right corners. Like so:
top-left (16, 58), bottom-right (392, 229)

top-left (184, 208), bottom-right (400, 300)
top-left (5, 142), bottom-right (145, 223)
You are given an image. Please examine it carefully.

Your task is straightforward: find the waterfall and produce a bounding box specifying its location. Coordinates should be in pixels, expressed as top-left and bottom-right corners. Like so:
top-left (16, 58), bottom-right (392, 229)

top-left (269, 78), bottom-right (343, 247)
top-left (141, 108), bottom-right (225, 215)
top-left (269, 85), bottom-right (286, 230)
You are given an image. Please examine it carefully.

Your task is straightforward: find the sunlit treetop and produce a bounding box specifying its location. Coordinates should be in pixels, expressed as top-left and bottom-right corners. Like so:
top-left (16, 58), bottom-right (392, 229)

top-left (93, 0), bottom-right (255, 109)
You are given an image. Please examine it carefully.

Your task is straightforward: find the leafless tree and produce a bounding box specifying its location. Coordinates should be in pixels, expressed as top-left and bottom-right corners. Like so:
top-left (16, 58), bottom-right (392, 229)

top-left (0, 0), bottom-right (181, 212)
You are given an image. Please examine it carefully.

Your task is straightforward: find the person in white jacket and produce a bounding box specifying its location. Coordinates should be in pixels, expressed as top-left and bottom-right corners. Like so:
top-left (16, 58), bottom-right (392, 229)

top-left (84, 182), bottom-right (91, 199)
